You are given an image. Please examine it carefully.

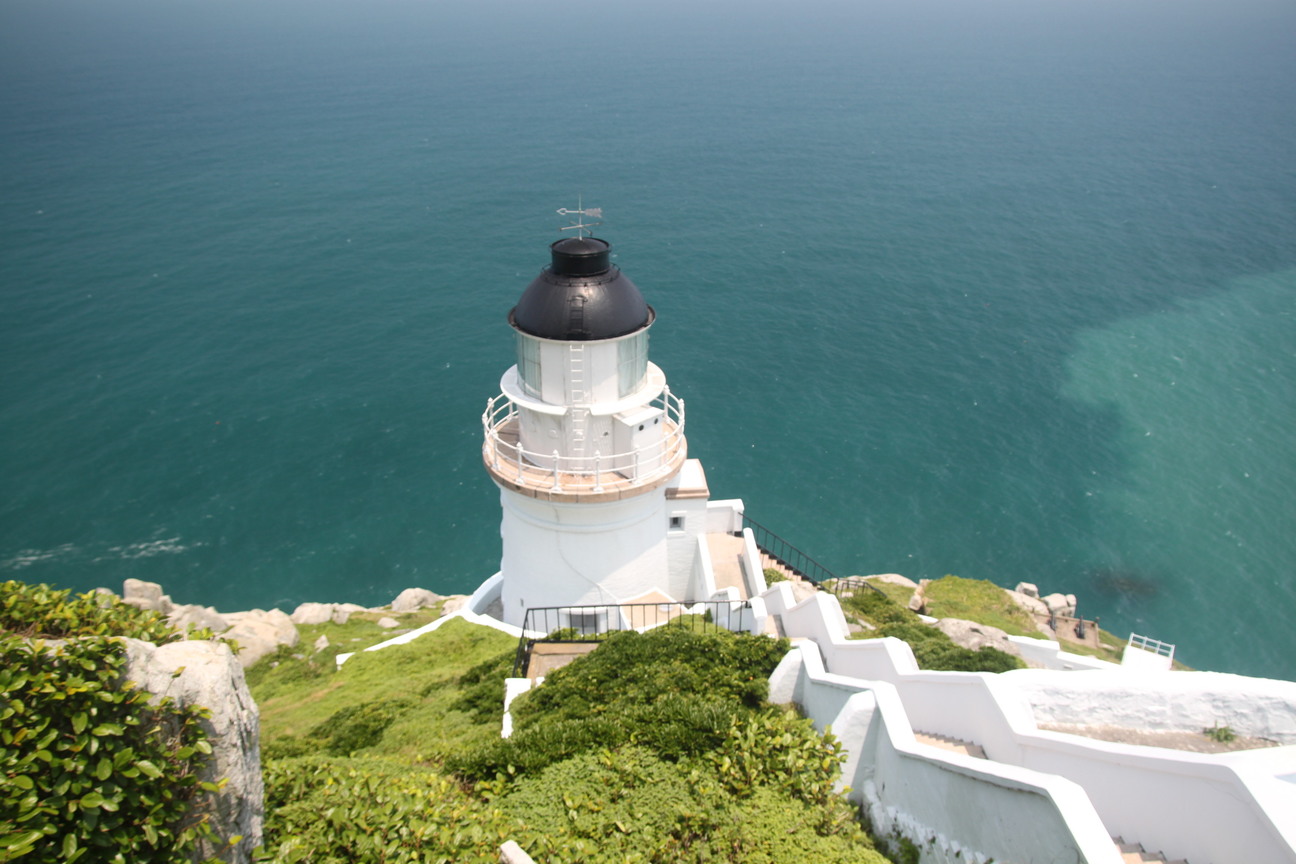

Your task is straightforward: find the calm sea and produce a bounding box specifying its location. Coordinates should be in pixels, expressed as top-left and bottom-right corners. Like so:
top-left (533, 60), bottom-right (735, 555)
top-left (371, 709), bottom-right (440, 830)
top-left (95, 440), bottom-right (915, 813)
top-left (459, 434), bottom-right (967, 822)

top-left (2, 0), bottom-right (1293, 679)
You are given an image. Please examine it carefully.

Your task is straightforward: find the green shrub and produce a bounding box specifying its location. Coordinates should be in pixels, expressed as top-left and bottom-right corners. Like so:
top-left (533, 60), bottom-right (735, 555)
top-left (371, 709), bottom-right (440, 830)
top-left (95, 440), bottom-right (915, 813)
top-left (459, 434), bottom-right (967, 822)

top-left (841, 590), bottom-right (913, 627)
top-left (1204, 724), bottom-right (1236, 743)
top-left (861, 620), bottom-right (1025, 672)
top-left (450, 649), bottom-right (517, 724)
top-left (513, 627), bottom-right (788, 727)
top-left (257, 756), bottom-right (522, 864)
top-left (0, 580), bottom-right (213, 644)
top-left (763, 568), bottom-right (788, 584)
top-left (307, 698), bottom-right (415, 756)
top-left (449, 695), bottom-right (743, 783)
top-left (0, 581), bottom-right (222, 863)
top-left (499, 747), bottom-right (887, 864)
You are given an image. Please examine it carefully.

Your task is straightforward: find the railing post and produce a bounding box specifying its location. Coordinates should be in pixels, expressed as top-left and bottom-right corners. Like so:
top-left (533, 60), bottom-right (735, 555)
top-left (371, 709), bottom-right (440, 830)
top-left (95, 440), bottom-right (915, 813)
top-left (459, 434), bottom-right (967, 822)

top-left (593, 451), bottom-right (603, 492)
top-left (551, 450), bottom-right (561, 491)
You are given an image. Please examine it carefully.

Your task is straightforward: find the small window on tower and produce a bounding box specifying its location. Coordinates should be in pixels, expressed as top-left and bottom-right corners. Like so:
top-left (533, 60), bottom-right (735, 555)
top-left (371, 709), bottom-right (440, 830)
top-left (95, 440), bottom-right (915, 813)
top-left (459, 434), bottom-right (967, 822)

top-left (669, 515), bottom-right (685, 531)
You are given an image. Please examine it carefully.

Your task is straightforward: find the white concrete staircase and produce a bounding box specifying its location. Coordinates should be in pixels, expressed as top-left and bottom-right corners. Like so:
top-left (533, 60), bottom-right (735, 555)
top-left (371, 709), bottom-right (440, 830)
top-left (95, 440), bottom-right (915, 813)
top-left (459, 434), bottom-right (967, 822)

top-left (913, 731), bottom-right (987, 760)
top-left (1114, 837), bottom-right (1188, 864)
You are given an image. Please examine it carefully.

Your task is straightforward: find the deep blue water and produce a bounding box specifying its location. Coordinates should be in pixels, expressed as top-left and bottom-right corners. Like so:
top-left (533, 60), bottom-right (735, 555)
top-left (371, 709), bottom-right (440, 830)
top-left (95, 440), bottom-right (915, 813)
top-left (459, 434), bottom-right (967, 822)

top-left (2, 0), bottom-right (1293, 679)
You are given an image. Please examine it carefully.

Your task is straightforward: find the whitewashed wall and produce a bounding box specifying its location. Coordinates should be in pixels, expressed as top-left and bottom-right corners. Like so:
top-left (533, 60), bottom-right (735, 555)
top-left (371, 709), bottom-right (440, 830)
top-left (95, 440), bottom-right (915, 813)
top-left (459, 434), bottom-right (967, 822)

top-left (760, 584), bottom-right (1296, 863)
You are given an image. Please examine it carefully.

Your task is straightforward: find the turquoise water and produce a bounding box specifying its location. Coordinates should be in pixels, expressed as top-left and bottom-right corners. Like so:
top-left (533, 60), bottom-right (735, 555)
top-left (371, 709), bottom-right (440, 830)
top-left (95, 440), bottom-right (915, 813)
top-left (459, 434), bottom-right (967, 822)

top-left (2, 0), bottom-right (1293, 679)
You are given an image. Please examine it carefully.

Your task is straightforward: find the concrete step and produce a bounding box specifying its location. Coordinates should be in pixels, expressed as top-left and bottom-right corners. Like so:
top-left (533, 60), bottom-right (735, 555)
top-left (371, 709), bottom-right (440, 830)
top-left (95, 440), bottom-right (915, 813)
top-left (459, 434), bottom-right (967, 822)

top-left (1113, 836), bottom-right (1188, 864)
top-left (913, 731), bottom-right (987, 759)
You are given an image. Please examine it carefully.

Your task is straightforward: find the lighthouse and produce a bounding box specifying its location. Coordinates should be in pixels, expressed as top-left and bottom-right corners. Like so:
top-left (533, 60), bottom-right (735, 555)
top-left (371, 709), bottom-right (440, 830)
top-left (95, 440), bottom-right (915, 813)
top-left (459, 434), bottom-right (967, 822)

top-left (481, 223), bottom-right (739, 628)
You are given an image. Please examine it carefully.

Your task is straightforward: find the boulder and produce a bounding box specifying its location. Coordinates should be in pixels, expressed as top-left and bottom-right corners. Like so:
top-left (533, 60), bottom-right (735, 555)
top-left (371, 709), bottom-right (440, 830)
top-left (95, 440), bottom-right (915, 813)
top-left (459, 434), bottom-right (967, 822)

top-left (120, 637), bottom-right (262, 863)
top-left (440, 595), bottom-right (469, 616)
top-left (122, 579), bottom-right (173, 614)
top-left (934, 618), bottom-right (1022, 657)
top-left (1014, 582), bottom-right (1039, 598)
top-left (1007, 590), bottom-right (1049, 618)
top-left (222, 610), bottom-right (298, 668)
top-left (391, 587), bottom-right (443, 612)
top-left (865, 573), bottom-right (919, 589)
top-left (290, 602), bottom-right (337, 625)
top-left (1041, 593), bottom-right (1077, 617)
top-left (168, 603), bottom-right (228, 634)
top-left (376, 616), bottom-right (400, 629)
top-left (313, 634), bottom-right (330, 652)
top-left (333, 602), bottom-right (367, 624)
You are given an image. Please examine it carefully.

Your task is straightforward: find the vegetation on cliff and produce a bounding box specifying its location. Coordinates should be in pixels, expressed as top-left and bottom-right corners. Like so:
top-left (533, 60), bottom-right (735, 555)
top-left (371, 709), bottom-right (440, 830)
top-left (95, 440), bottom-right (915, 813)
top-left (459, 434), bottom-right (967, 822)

top-left (840, 581), bottom-right (1026, 673)
top-left (0, 581), bottom-right (225, 864)
top-left (250, 618), bottom-right (889, 863)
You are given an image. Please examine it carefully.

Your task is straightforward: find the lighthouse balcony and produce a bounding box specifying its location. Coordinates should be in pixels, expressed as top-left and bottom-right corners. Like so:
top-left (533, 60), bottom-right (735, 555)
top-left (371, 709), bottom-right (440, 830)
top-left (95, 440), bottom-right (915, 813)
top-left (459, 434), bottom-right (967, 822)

top-left (482, 390), bottom-right (687, 502)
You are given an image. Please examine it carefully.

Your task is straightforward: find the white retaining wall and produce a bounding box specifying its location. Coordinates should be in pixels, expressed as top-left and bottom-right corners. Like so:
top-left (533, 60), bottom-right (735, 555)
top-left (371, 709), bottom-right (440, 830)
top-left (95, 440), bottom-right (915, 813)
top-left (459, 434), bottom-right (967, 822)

top-left (771, 644), bottom-right (1120, 864)
top-left (763, 584), bottom-right (1296, 864)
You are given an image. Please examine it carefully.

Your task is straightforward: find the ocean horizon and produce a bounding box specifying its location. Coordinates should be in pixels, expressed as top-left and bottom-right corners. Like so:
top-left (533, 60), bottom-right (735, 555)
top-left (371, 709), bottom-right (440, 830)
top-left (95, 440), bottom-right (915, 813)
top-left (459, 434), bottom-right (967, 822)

top-left (2, 0), bottom-right (1293, 679)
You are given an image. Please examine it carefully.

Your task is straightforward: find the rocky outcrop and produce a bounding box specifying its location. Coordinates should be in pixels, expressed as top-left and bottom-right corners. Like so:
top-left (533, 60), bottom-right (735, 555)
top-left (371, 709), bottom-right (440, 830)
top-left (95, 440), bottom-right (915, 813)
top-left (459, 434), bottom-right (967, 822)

top-left (121, 637), bottom-right (262, 863)
top-left (1041, 592), bottom-right (1078, 618)
top-left (866, 573), bottom-right (919, 590)
top-left (290, 601), bottom-right (366, 626)
top-left (122, 577), bottom-right (174, 614)
top-left (222, 609), bottom-right (299, 668)
top-left (934, 618), bottom-right (1022, 657)
top-left (391, 587), bottom-right (443, 612)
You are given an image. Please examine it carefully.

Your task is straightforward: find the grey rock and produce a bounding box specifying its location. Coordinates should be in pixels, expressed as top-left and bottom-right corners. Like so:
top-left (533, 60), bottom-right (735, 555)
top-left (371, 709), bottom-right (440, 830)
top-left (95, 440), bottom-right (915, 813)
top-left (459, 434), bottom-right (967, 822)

top-left (1007, 590), bottom-right (1049, 618)
top-left (290, 602), bottom-right (337, 626)
top-left (222, 610), bottom-right (298, 668)
top-left (440, 595), bottom-right (469, 616)
top-left (122, 578), bottom-right (172, 614)
top-left (865, 573), bottom-right (919, 589)
top-left (376, 616), bottom-right (400, 629)
top-left (1042, 593), bottom-right (1077, 617)
top-left (313, 634), bottom-right (330, 651)
top-left (1014, 581), bottom-right (1040, 598)
top-left (120, 637), bottom-right (262, 863)
top-left (934, 618), bottom-right (1022, 657)
top-left (391, 587), bottom-right (443, 612)
top-left (168, 603), bottom-right (228, 634)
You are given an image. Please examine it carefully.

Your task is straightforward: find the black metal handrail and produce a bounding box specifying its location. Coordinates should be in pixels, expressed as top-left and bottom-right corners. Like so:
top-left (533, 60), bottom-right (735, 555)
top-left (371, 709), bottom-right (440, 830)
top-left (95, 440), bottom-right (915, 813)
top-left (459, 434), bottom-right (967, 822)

top-left (740, 514), bottom-right (839, 586)
top-left (740, 514), bottom-right (883, 597)
top-left (826, 575), bottom-right (887, 599)
top-left (512, 600), bottom-right (752, 677)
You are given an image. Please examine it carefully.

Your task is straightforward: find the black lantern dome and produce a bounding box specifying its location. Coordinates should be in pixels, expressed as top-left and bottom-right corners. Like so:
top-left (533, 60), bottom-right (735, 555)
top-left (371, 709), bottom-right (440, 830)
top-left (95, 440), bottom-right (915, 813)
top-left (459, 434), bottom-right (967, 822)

top-left (509, 236), bottom-right (653, 341)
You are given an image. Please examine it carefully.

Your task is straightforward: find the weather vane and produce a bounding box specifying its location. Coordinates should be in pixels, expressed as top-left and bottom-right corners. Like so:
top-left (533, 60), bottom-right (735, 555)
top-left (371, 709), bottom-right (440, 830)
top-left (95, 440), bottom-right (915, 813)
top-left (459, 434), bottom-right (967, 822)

top-left (557, 196), bottom-right (602, 238)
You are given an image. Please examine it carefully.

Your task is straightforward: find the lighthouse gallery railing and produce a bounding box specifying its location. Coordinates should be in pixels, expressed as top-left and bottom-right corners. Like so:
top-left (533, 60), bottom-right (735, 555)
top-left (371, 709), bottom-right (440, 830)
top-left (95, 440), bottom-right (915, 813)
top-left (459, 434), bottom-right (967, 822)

top-left (482, 389), bottom-right (686, 493)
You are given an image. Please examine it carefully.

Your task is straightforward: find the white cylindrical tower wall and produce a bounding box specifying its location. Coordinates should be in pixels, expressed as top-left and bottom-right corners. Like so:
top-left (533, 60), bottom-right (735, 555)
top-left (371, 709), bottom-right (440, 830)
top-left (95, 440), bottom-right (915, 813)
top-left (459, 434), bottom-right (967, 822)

top-left (497, 485), bottom-right (672, 626)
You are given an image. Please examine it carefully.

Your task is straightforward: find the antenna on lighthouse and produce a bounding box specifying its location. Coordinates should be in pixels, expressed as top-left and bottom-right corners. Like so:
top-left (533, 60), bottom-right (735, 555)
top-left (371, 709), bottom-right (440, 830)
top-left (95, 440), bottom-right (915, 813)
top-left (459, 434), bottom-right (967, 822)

top-left (557, 196), bottom-right (603, 238)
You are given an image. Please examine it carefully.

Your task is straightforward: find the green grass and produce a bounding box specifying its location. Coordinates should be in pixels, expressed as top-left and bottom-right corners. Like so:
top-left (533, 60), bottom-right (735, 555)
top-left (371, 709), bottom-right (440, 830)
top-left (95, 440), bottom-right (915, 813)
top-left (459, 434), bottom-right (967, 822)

top-left (859, 578), bottom-right (916, 608)
top-left (249, 615), bottom-right (516, 765)
top-left (920, 576), bottom-right (1040, 637)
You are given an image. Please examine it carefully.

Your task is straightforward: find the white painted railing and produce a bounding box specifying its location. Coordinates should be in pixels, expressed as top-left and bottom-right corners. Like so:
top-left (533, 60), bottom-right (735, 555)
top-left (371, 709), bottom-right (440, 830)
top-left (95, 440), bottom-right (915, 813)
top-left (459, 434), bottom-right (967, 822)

top-left (482, 389), bottom-right (686, 492)
top-left (1127, 632), bottom-right (1175, 658)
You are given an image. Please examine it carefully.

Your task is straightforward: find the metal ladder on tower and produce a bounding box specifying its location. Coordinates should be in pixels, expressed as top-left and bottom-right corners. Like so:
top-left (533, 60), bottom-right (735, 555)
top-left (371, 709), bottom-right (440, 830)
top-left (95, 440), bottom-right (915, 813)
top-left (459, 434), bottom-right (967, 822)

top-left (567, 343), bottom-right (589, 461)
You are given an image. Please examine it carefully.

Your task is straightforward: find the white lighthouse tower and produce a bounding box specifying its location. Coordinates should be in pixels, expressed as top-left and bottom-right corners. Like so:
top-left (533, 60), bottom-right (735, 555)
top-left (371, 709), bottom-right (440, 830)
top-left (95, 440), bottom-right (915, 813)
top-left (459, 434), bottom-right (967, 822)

top-left (481, 224), bottom-right (731, 627)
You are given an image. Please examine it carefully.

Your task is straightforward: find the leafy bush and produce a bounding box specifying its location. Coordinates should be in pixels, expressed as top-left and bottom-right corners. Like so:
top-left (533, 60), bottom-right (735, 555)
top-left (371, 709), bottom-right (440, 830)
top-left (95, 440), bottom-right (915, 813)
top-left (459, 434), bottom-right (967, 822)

top-left (0, 580), bottom-right (213, 644)
top-left (0, 581), bottom-right (222, 863)
top-left (1204, 724), bottom-right (1236, 743)
top-left (450, 649), bottom-right (517, 724)
top-left (449, 695), bottom-right (743, 783)
top-left (840, 589), bottom-right (913, 627)
top-left (501, 747), bottom-right (885, 864)
top-left (513, 627), bottom-right (788, 727)
top-left (257, 756), bottom-right (521, 864)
